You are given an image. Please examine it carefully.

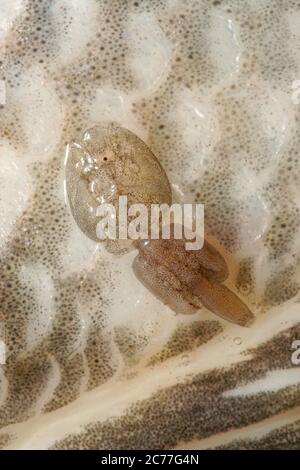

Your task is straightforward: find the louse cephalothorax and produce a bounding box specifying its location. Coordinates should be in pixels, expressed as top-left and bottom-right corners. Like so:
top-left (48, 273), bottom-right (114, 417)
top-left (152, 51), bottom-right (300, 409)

top-left (65, 123), bottom-right (255, 327)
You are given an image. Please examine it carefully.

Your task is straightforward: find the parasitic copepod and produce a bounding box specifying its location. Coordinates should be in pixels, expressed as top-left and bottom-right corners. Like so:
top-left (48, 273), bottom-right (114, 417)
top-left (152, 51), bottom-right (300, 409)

top-left (65, 123), bottom-right (255, 327)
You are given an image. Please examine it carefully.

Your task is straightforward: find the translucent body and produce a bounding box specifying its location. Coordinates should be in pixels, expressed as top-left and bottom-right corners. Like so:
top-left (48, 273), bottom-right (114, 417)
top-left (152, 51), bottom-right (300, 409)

top-left (66, 125), bottom-right (254, 326)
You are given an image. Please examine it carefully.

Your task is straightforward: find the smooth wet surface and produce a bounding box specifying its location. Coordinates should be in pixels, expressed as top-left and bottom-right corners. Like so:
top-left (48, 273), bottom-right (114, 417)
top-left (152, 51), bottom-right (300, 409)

top-left (0, 0), bottom-right (300, 449)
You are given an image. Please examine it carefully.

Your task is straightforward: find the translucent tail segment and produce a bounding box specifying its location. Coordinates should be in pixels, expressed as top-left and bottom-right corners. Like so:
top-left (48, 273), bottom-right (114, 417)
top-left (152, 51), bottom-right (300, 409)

top-left (135, 235), bottom-right (255, 327)
top-left (189, 275), bottom-right (255, 327)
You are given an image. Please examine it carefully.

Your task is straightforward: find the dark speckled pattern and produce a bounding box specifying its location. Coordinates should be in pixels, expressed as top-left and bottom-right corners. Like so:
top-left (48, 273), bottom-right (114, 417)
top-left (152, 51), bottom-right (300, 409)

top-left (0, 0), bottom-right (300, 449)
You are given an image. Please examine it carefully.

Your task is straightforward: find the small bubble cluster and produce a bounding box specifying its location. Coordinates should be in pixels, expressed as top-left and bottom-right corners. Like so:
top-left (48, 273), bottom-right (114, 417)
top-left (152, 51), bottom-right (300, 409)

top-left (148, 320), bottom-right (222, 366)
top-left (52, 325), bottom-right (300, 450)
